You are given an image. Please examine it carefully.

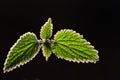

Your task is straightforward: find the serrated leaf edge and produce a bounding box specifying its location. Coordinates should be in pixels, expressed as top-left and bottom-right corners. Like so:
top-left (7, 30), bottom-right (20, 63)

top-left (41, 44), bottom-right (52, 61)
top-left (53, 29), bottom-right (99, 63)
top-left (40, 18), bottom-right (53, 39)
top-left (56, 54), bottom-right (99, 63)
top-left (3, 32), bottom-right (41, 73)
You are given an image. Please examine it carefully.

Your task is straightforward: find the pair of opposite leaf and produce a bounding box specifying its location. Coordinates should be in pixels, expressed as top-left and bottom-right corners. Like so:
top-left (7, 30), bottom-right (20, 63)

top-left (3, 18), bottom-right (99, 73)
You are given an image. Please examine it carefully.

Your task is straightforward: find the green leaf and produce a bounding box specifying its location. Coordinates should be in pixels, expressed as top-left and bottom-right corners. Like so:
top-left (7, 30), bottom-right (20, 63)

top-left (40, 18), bottom-right (53, 40)
top-left (42, 41), bottom-right (52, 61)
top-left (4, 32), bottom-right (40, 73)
top-left (52, 29), bottom-right (99, 63)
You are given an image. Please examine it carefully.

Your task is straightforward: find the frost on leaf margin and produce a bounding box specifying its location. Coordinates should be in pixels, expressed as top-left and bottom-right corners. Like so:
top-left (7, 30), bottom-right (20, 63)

top-left (3, 32), bottom-right (40, 73)
top-left (52, 29), bottom-right (99, 63)
top-left (40, 18), bottom-right (53, 40)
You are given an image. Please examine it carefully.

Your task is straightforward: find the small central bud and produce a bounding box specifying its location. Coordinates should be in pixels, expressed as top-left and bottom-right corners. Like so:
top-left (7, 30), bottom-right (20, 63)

top-left (38, 39), bottom-right (55, 44)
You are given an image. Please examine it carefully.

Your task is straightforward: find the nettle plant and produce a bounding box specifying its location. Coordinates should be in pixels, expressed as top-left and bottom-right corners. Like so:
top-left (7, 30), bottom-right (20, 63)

top-left (3, 18), bottom-right (99, 73)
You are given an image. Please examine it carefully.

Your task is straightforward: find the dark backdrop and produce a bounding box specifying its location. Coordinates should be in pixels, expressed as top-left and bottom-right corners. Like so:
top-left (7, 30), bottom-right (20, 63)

top-left (0, 0), bottom-right (119, 80)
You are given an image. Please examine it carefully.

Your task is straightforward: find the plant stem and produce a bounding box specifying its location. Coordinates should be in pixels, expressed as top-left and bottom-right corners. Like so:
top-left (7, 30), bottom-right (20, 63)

top-left (38, 39), bottom-right (55, 44)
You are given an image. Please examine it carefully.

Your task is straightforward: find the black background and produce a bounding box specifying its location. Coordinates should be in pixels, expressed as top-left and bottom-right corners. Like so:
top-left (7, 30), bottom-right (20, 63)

top-left (0, 0), bottom-right (119, 80)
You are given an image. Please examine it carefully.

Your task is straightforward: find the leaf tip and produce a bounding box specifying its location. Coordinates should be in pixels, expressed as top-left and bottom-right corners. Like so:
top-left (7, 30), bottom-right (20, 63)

top-left (48, 18), bottom-right (52, 23)
top-left (40, 18), bottom-right (53, 39)
top-left (3, 63), bottom-right (15, 73)
top-left (3, 67), bottom-right (6, 73)
top-left (3, 32), bottom-right (40, 73)
top-left (45, 57), bottom-right (49, 61)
